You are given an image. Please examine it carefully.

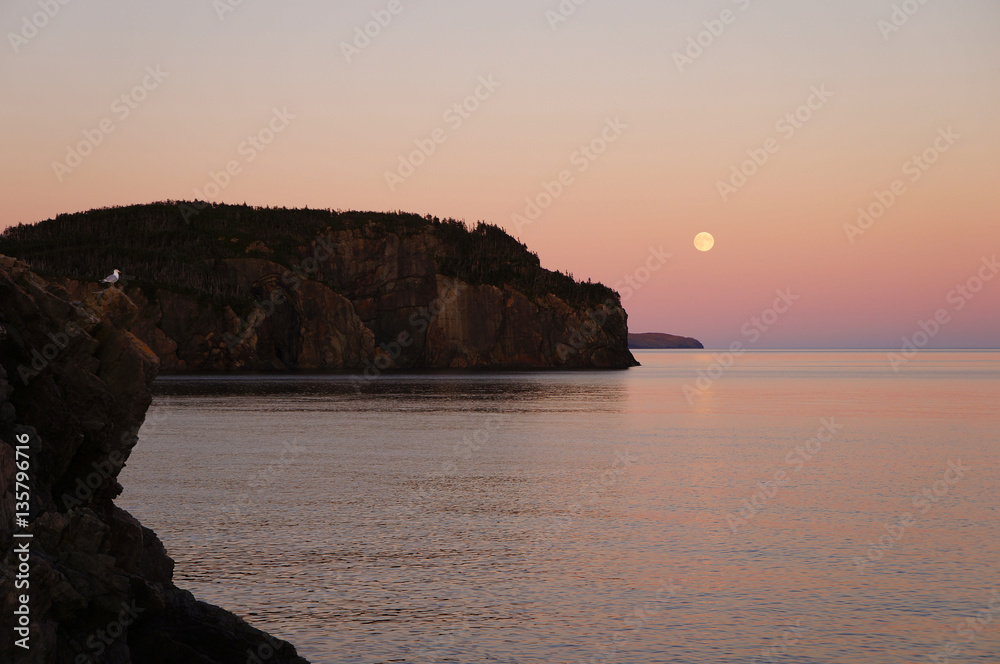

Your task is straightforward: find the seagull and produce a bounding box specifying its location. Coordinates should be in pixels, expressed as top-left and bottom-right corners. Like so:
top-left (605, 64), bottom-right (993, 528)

top-left (101, 269), bottom-right (121, 285)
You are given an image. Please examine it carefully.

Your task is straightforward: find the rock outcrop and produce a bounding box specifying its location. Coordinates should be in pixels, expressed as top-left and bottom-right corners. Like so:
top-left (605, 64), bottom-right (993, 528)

top-left (57, 258), bottom-right (376, 373)
top-left (0, 203), bottom-right (639, 372)
top-left (0, 256), bottom-right (308, 663)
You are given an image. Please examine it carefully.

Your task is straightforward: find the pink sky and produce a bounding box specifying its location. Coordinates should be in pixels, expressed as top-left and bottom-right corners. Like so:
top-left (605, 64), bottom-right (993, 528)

top-left (2, 0), bottom-right (998, 348)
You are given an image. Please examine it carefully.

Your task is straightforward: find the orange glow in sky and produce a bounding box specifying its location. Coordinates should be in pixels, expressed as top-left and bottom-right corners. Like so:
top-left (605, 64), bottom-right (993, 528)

top-left (1, 0), bottom-right (998, 348)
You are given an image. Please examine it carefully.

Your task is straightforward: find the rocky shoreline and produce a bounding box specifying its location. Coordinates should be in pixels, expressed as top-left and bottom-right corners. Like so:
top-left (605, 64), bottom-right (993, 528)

top-left (1, 255), bottom-right (309, 664)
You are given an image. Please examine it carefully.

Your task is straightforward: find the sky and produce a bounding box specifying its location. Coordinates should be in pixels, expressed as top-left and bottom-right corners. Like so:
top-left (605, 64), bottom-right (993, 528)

top-left (2, 0), bottom-right (998, 349)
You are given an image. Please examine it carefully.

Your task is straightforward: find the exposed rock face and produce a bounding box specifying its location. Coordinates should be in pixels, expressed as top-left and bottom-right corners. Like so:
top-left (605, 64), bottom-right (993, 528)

top-left (0, 256), bottom-right (308, 663)
top-left (627, 332), bottom-right (704, 350)
top-left (58, 257), bottom-right (376, 373)
top-left (316, 229), bottom-right (635, 371)
top-left (50, 225), bottom-right (637, 372)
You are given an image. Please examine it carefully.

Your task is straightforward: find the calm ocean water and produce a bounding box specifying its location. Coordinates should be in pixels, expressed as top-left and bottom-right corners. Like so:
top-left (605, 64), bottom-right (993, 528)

top-left (118, 351), bottom-right (1000, 664)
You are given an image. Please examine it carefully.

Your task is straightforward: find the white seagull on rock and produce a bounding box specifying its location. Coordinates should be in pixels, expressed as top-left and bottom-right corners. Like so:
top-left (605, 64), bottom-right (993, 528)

top-left (101, 269), bottom-right (121, 285)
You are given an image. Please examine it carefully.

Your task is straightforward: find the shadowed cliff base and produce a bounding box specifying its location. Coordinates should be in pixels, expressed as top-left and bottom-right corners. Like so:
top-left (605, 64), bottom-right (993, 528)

top-left (0, 256), bottom-right (308, 663)
top-left (0, 202), bottom-right (640, 372)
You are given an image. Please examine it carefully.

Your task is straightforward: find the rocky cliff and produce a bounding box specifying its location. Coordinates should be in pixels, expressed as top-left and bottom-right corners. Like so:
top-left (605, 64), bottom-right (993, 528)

top-left (0, 256), bottom-right (308, 663)
top-left (0, 203), bottom-right (638, 372)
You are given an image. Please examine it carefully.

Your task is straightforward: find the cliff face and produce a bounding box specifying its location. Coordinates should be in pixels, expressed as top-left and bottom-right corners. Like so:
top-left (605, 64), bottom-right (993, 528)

top-left (58, 257), bottom-right (377, 373)
top-left (0, 256), bottom-right (308, 663)
top-left (2, 204), bottom-right (638, 372)
top-left (312, 227), bottom-right (633, 371)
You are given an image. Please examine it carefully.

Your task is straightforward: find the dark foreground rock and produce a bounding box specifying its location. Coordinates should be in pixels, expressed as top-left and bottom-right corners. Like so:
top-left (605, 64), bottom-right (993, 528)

top-left (627, 332), bottom-right (704, 349)
top-left (0, 255), bottom-right (308, 663)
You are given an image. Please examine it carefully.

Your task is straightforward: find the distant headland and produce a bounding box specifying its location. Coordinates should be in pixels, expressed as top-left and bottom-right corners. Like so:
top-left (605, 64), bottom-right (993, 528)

top-left (628, 332), bottom-right (704, 349)
top-left (0, 202), bottom-right (647, 372)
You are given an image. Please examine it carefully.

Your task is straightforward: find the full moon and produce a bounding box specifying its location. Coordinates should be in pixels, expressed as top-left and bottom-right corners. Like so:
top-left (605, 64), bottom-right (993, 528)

top-left (694, 232), bottom-right (715, 252)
